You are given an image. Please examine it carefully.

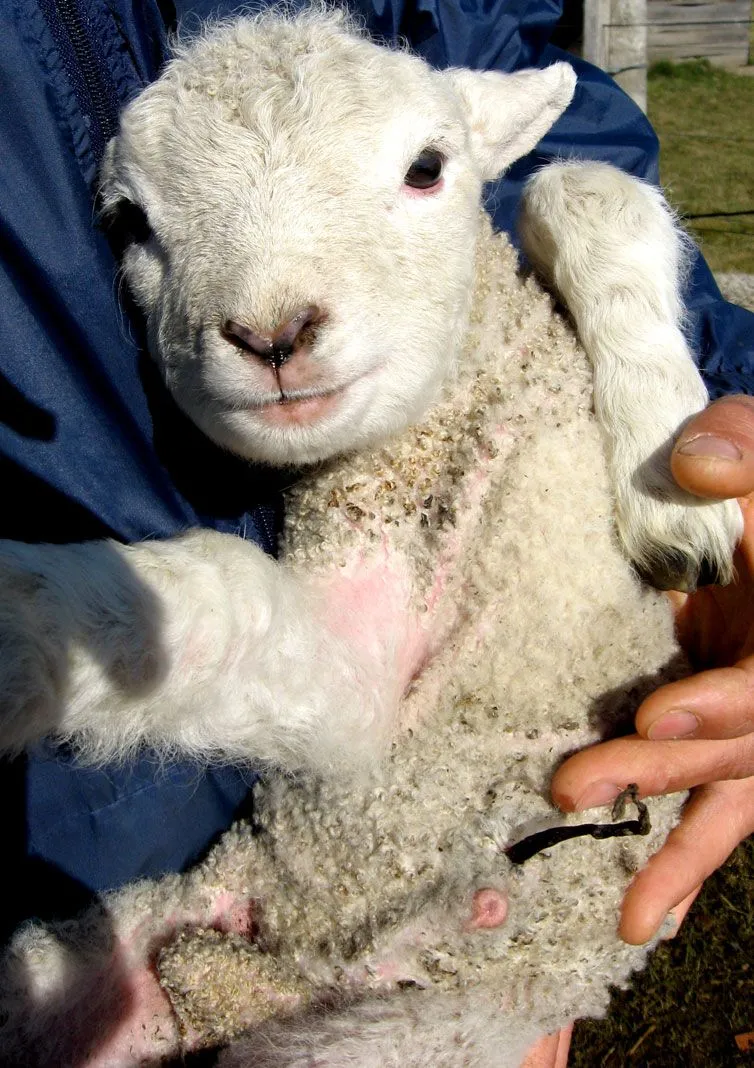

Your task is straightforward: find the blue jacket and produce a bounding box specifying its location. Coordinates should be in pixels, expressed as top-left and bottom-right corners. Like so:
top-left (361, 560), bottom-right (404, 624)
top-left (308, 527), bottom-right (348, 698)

top-left (2, 0), bottom-right (752, 929)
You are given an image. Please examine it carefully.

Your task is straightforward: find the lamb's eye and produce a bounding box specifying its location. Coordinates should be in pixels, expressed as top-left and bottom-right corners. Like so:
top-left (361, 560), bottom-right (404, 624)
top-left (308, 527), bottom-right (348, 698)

top-left (404, 150), bottom-right (444, 190)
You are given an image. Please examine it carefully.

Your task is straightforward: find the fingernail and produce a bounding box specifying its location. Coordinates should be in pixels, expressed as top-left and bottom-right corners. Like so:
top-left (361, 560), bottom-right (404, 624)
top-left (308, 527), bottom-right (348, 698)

top-left (647, 710), bottom-right (700, 740)
top-left (574, 781), bottom-right (621, 811)
top-left (676, 434), bottom-right (742, 461)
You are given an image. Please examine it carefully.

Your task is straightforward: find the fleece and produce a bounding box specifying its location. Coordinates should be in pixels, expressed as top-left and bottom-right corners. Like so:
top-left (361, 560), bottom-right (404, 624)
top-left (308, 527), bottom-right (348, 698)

top-left (0, 220), bottom-right (684, 1068)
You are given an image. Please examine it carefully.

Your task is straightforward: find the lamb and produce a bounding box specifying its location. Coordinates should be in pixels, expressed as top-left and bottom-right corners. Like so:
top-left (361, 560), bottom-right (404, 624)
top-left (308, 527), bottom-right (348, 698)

top-left (0, 9), bottom-right (744, 1066)
top-left (0, 201), bottom-right (692, 1066)
top-left (0, 6), bottom-right (740, 779)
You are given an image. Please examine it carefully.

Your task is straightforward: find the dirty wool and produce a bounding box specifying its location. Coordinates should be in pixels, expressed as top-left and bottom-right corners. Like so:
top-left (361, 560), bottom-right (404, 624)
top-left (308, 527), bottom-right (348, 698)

top-left (0, 220), bottom-right (684, 1067)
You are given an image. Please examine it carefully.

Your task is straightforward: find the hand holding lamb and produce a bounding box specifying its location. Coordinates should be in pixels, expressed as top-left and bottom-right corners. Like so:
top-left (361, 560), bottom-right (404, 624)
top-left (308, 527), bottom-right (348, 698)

top-left (556, 410), bottom-right (754, 945)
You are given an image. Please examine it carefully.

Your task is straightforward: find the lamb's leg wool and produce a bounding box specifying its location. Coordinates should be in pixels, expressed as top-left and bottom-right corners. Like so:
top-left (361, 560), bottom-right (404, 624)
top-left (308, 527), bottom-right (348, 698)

top-left (520, 160), bottom-right (742, 590)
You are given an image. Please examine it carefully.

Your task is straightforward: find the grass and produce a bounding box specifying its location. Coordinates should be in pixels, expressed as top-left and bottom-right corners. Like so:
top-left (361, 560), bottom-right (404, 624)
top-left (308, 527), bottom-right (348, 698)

top-left (648, 59), bottom-right (754, 273)
top-left (569, 838), bottom-right (754, 1065)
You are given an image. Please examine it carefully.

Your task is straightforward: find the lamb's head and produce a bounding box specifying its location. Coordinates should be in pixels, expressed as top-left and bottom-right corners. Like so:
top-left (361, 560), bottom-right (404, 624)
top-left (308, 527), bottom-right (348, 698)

top-left (101, 8), bottom-right (575, 466)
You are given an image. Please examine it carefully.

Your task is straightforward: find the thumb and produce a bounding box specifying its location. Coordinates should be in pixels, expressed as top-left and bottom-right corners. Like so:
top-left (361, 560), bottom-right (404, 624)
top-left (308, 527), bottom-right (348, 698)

top-left (672, 395), bottom-right (754, 500)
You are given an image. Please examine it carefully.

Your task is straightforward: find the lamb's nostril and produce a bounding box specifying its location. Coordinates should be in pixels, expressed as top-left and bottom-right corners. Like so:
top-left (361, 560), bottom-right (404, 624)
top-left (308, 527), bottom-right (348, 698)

top-left (273, 305), bottom-right (322, 354)
top-left (223, 305), bottom-right (324, 370)
top-left (223, 321), bottom-right (275, 362)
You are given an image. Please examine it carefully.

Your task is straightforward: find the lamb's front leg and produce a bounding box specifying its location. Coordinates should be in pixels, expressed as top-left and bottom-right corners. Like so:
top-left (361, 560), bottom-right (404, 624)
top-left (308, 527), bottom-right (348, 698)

top-left (0, 531), bottom-right (404, 774)
top-left (519, 160), bottom-right (742, 590)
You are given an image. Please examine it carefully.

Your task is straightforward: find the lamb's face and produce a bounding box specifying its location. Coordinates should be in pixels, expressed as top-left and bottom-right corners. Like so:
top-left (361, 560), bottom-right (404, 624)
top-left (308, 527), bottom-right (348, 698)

top-left (101, 11), bottom-right (575, 466)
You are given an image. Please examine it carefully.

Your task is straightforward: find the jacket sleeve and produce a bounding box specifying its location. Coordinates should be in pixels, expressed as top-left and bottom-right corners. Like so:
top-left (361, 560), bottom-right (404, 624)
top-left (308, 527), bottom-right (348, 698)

top-left (0, 0), bottom-right (267, 916)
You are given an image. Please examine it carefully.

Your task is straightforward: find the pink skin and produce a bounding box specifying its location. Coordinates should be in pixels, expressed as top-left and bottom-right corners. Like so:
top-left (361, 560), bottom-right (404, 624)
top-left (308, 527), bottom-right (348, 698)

top-left (68, 884), bottom-right (511, 1065)
top-left (316, 546), bottom-right (433, 702)
top-left (77, 958), bottom-right (177, 1067)
top-left (467, 888), bottom-right (510, 930)
top-left (56, 892), bottom-right (256, 1067)
top-left (259, 391), bottom-right (343, 428)
top-left (402, 178), bottom-right (445, 200)
top-left (520, 1025), bottom-right (574, 1068)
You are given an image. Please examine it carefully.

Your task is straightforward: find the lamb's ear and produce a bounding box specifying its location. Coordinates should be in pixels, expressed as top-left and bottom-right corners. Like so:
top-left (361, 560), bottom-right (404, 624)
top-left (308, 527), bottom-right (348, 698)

top-left (97, 138), bottom-right (154, 252)
top-left (445, 63), bottom-right (577, 179)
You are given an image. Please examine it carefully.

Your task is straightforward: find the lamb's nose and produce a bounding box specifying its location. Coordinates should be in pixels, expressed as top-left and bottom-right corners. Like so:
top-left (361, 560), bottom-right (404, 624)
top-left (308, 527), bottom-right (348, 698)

top-left (223, 305), bottom-right (323, 369)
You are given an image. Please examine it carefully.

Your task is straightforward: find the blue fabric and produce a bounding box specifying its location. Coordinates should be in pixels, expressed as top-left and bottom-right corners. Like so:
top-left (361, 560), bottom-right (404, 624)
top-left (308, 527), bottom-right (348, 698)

top-left (28, 741), bottom-right (257, 880)
top-left (2, 1), bottom-right (273, 926)
top-left (2, 0), bottom-right (752, 924)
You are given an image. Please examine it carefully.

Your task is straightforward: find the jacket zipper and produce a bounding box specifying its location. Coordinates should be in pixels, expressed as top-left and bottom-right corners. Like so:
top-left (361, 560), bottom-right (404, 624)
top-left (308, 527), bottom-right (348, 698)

top-left (39, 0), bottom-right (120, 164)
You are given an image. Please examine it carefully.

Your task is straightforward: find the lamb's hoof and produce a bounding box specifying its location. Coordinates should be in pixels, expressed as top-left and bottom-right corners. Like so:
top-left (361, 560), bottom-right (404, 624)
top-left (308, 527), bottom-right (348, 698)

top-left (618, 491), bottom-right (742, 593)
top-left (636, 549), bottom-right (728, 593)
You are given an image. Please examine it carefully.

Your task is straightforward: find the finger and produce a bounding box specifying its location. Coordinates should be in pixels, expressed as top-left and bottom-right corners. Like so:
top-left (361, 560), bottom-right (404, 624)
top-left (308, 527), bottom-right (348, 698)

top-left (519, 1024), bottom-right (573, 1068)
top-left (619, 778), bottom-right (754, 944)
top-left (671, 395), bottom-right (754, 500)
top-left (551, 732), bottom-right (754, 811)
top-left (636, 660), bottom-right (754, 740)
top-left (553, 1023), bottom-right (573, 1068)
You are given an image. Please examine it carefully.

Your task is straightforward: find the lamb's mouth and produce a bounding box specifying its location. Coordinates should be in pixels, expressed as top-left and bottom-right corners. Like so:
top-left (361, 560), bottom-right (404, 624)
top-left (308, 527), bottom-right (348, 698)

top-left (247, 367), bottom-right (379, 428)
top-left (259, 389), bottom-right (343, 426)
top-left (243, 382), bottom-right (350, 428)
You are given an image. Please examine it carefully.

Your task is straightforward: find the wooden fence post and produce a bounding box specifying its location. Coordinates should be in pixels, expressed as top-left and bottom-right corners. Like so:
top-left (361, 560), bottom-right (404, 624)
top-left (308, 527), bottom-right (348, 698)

top-left (647, 0), bottom-right (753, 68)
top-left (583, 0), bottom-right (648, 112)
top-left (584, 0), bottom-right (611, 69)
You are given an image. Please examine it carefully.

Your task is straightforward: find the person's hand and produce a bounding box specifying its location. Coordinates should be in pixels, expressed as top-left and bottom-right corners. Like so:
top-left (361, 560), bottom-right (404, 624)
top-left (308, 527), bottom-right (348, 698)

top-left (520, 1025), bottom-right (573, 1068)
top-left (551, 395), bottom-right (754, 946)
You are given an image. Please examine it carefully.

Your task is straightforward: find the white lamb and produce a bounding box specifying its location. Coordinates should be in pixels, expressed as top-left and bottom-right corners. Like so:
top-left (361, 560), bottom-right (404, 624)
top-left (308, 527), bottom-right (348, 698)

top-left (0, 7), bottom-right (744, 1066)
top-left (0, 6), bottom-right (740, 776)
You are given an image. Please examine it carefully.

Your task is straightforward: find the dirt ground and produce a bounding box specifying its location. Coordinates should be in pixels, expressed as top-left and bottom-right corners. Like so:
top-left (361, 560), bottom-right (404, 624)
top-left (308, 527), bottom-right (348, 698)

top-left (570, 837), bottom-right (754, 1066)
